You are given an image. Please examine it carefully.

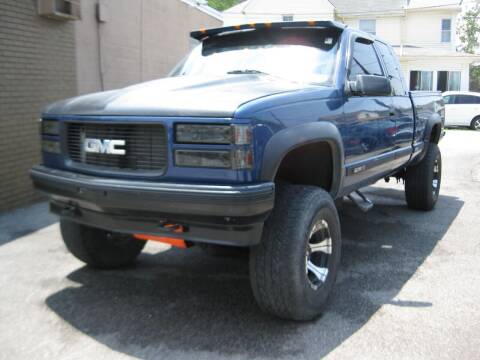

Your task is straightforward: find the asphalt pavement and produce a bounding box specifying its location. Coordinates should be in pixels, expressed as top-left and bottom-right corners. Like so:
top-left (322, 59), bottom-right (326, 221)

top-left (0, 129), bottom-right (479, 360)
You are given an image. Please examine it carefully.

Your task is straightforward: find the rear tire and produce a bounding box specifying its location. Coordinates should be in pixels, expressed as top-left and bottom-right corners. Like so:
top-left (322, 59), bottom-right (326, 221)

top-left (405, 143), bottom-right (442, 211)
top-left (249, 185), bottom-right (341, 321)
top-left (470, 117), bottom-right (480, 131)
top-left (60, 219), bottom-right (146, 269)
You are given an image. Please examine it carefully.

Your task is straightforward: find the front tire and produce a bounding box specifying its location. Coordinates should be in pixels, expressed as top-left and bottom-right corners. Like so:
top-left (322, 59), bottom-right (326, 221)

top-left (249, 185), bottom-right (341, 321)
top-left (405, 143), bottom-right (442, 211)
top-left (60, 219), bottom-right (146, 269)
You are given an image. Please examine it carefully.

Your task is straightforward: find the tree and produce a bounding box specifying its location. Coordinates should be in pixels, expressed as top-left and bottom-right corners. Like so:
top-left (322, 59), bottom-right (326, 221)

top-left (207, 0), bottom-right (243, 12)
top-left (458, 3), bottom-right (480, 91)
top-left (458, 3), bottom-right (480, 54)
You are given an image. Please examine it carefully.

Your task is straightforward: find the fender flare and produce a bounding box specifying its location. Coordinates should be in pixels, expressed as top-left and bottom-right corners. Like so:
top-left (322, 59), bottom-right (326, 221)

top-left (411, 113), bottom-right (443, 166)
top-left (260, 122), bottom-right (345, 198)
top-left (424, 113), bottom-right (443, 144)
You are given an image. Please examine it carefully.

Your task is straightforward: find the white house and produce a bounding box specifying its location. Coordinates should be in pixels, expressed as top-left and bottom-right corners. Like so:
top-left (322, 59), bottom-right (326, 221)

top-left (223, 0), bottom-right (480, 91)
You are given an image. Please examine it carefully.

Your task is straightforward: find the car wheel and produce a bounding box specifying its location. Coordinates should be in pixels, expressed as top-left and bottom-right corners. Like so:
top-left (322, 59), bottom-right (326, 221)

top-left (470, 117), bottom-right (480, 131)
top-left (249, 185), bottom-right (341, 321)
top-left (60, 219), bottom-right (146, 269)
top-left (405, 143), bottom-right (442, 211)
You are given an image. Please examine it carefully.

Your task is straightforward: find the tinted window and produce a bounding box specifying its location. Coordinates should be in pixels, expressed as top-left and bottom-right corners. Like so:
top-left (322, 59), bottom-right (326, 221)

top-left (348, 39), bottom-right (384, 80)
top-left (376, 42), bottom-right (405, 95)
top-left (455, 95), bottom-right (480, 104)
top-left (443, 95), bottom-right (454, 104)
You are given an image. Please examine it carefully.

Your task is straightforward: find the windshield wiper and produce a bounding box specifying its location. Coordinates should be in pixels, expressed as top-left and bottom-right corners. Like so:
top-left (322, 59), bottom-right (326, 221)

top-left (227, 69), bottom-right (268, 75)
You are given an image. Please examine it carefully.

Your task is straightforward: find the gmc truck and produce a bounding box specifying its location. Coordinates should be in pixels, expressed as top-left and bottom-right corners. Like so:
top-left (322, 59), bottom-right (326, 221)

top-left (31, 21), bottom-right (444, 321)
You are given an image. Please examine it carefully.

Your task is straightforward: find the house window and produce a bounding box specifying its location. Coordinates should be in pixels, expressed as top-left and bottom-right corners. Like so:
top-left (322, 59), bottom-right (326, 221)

top-left (359, 19), bottom-right (376, 36)
top-left (410, 71), bottom-right (433, 91)
top-left (437, 71), bottom-right (461, 91)
top-left (282, 14), bottom-right (294, 22)
top-left (441, 19), bottom-right (451, 43)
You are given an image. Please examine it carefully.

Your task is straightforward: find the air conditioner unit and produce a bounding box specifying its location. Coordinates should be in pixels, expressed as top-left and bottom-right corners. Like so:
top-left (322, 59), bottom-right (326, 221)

top-left (37, 0), bottom-right (81, 21)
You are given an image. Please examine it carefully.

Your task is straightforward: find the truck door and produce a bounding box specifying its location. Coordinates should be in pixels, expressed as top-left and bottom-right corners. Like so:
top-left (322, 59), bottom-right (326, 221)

top-left (375, 41), bottom-right (414, 168)
top-left (341, 37), bottom-right (395, 187)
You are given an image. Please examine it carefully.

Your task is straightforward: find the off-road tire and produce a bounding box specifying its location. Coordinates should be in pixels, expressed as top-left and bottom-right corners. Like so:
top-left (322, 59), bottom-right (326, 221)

top-left (249, 185), bottom-right (341, 321)
top-left (470, 116), bottom-right (480, 131)
top-left (60, 219), bottom-right (146, 269)
top-left (405, 143), bottom-right (442, 211)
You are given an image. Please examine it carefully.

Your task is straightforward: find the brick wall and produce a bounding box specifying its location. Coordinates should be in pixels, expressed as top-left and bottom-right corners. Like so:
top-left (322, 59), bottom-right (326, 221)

top-left (0, 0), bottom-right (77, 212)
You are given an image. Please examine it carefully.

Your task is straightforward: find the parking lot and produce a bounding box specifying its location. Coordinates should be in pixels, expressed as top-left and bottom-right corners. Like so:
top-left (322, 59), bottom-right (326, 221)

top-left (1, 129), bottom-right (479, 360)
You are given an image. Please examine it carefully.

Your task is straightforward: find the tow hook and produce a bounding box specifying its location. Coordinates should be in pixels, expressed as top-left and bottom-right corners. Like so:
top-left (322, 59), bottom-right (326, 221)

top-left (134, 222), bottom-right (189, 249)
top-left (58, 203), bottom-right (79, 217)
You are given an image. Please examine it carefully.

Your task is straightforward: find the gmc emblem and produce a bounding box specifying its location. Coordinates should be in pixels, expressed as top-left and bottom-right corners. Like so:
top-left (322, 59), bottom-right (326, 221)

top-left (84, 138), bottom-right (126, 155)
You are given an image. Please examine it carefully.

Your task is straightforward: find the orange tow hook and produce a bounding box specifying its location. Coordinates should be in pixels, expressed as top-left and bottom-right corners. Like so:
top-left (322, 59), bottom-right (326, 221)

top-left (134, 224), bottom-right (187, 249)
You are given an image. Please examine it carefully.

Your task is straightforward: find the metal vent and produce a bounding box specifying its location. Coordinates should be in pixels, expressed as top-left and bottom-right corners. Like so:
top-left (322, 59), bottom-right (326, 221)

top-left (37, 0), bottom-right (81, 21)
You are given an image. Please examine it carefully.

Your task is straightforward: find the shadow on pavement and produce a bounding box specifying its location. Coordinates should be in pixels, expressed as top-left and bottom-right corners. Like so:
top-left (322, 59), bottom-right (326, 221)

top-left (46, 187), bottom-right (463, 359)
top-left (0, 202), bottom-right (57, 247)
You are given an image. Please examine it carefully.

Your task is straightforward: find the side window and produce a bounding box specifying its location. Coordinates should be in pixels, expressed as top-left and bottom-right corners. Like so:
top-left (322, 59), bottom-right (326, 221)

top-left (456, 95), bottom-right (480, 104)
top-left (348, 39), bottom-right (384, 81)
top-left (443, 95), bottom-right (454, 104)
top-left (441, 19), bottom-right (452, 43)
top-left (376, 42), bottom-right (406, 95)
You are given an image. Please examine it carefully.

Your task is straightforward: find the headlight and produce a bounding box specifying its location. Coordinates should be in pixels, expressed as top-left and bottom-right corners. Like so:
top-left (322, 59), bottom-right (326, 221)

top-left (41, 120), bottom-right (60, 136)
top-left (175, 124), bottom-right (251, 145)
top-left (176, 124), bottom-right (231, 144)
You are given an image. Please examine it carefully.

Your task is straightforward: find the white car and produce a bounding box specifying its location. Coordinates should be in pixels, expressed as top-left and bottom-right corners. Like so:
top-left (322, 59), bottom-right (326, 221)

top-left (442, 91), bottom-right (480, 130)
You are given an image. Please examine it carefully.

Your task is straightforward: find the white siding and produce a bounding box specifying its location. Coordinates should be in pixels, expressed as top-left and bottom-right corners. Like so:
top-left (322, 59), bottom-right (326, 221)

top-left (403, 10), bottom-right (457, 50)
top-left (343, 17), bottom-right (403, 45)
top-left (224, 12), bottom-right (335, 25)
top-left (223, 0), bottom-right (335, 25)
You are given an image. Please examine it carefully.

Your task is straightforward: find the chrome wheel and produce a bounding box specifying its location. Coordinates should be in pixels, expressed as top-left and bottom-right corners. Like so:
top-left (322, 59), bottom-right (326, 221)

top-left (306, 219), bottom-right (332, 290)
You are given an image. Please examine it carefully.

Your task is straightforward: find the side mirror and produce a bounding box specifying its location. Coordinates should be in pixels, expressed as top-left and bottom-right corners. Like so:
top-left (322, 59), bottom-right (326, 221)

top-left (349, 75), bottom-right (392, 96)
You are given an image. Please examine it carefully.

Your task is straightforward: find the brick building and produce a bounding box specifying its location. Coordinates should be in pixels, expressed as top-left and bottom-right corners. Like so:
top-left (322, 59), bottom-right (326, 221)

top-left (0, 0), bottom-right (221, 212)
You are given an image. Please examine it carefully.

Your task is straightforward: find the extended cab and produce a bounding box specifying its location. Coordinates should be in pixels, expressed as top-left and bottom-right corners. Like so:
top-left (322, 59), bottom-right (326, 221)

top-left (31, 21), bottom-right (444, 321)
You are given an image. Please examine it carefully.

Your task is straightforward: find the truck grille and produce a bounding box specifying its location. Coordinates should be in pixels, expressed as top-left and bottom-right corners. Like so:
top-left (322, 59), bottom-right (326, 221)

top-left (66, 122), bottom-right (168, 173)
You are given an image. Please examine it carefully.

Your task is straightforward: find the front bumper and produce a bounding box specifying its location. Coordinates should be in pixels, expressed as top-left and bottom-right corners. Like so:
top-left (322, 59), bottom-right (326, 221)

top-left (30, 165), bottom-right (275, 246)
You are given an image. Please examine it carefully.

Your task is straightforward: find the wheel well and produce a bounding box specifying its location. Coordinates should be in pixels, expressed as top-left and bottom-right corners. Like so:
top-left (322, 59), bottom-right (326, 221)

top-left (430, 124), bottom-right (441, 144)
top-left (275, 142), bottom-right (333, 191)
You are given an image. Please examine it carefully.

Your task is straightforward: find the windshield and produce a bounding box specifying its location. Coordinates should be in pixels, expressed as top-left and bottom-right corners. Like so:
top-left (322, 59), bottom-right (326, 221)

top-left (172, 28), bottom-right (341, 85)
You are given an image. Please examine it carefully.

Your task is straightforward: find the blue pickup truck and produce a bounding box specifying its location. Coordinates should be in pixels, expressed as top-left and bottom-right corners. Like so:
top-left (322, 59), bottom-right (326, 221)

top-left (31, 21), bottom-right (444, 321)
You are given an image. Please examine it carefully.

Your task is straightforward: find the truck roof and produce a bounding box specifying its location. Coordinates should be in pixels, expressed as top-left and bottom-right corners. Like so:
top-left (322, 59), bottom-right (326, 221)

top-left (190, 21), bottom-right (347, 41)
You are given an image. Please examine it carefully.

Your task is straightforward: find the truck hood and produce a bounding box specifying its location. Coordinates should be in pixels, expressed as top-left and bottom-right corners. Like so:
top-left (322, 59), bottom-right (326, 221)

top-left (43, 75), bottom-right (312, 118)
